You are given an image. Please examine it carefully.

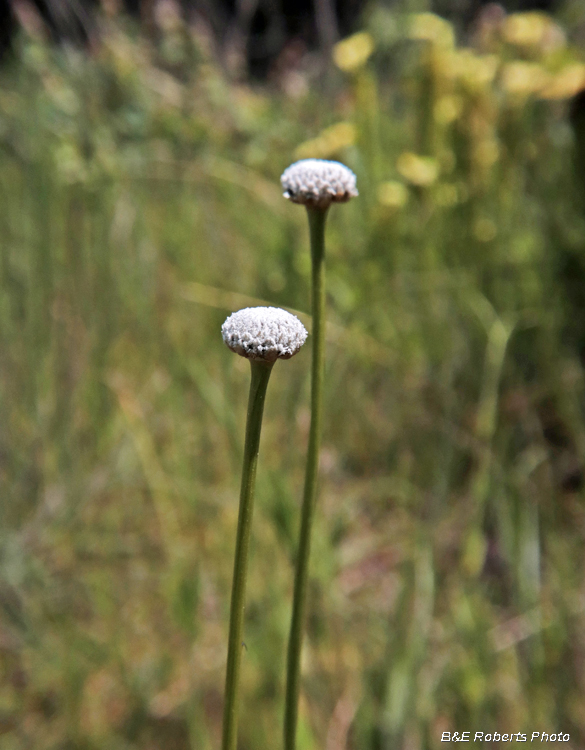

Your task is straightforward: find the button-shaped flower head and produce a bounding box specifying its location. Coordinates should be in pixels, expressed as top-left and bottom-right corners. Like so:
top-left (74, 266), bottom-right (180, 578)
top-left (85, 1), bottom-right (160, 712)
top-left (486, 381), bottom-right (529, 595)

top-left (222, 307), bottom-right (308, 363)
top-left (281, 159), bottom-right (358, 210)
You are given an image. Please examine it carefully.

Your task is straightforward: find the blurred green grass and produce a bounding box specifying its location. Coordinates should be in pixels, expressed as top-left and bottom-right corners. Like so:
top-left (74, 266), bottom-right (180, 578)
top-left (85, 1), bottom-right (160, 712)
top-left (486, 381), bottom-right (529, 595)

top-left (2, 6), bottom-right (585, 749)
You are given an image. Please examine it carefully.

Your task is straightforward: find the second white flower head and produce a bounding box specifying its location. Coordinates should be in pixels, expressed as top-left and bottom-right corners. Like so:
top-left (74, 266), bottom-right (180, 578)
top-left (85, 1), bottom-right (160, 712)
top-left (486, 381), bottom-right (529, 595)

top-left (281, 159), bottom-right (358, 210)
top-left (222, 307), bottom-right (308, 362)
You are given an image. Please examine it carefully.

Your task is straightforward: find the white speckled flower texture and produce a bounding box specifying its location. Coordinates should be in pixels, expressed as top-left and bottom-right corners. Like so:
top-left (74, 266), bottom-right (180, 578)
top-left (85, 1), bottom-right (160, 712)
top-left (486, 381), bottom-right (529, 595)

top-left (280, 159), bottom-right (358, 209)
top-left (222, 307), bottom-right (308, 362)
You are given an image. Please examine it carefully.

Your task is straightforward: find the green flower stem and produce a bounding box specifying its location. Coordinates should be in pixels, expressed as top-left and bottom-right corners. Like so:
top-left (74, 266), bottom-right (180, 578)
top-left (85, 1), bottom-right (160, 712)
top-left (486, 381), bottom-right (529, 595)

top-left (284, 206), bottom-right (328, 750)
top-left (222, 358), bottom-right (274, 750)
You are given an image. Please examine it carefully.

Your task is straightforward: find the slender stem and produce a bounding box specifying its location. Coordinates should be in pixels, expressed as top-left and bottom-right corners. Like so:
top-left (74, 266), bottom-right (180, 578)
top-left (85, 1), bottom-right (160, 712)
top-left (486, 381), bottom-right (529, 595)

top-left (284, 206), bottom-right (328, 750)
top-left (222, 359), bottom-right (274, 750)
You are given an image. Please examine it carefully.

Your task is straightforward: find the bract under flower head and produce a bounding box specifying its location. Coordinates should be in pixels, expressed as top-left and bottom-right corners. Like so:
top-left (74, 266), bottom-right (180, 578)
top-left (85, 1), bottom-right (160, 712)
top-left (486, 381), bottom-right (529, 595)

top-left (281, 159), bottom-right (358, 210)
top-left (222, 307), bottom-right (308, 362)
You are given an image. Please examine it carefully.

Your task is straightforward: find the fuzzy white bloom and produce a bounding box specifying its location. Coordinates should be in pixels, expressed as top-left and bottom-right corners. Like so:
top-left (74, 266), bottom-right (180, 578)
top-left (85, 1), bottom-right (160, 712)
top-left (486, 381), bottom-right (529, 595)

top-left (222, 307), bottom-right (308, 362)
top-left (281, 159), bottom-right (358, 209)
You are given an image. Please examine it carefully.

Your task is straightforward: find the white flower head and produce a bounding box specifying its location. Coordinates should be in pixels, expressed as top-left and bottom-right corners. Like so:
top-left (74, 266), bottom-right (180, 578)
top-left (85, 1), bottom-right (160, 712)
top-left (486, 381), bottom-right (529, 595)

top-left (281, 159), bottom-right (358, 210)
top-left (222, 307), bottom-right (308, 362)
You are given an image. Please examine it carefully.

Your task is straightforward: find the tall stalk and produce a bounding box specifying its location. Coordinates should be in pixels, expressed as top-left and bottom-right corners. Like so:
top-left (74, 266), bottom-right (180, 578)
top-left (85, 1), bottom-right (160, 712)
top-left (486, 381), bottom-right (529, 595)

top-left (284, 207), bottom-right (327, 750)
top-left (222, 359), bottom-right (273, 750)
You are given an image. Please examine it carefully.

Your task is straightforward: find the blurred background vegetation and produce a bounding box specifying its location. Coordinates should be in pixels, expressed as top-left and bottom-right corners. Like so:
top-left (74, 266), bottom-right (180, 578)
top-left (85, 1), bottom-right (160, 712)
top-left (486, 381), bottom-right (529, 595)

top-left (3, 1), bottom-right (585, 748)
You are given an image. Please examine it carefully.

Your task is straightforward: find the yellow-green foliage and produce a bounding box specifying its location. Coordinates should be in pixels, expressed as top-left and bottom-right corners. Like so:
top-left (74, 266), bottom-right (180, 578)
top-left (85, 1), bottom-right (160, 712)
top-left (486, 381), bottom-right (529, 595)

top-left (1, 7), bottom-right (585, 749)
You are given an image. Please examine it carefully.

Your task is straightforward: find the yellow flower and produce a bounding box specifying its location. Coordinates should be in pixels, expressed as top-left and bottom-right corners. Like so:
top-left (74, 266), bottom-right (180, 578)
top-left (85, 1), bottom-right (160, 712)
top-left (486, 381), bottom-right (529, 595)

top-left (443, 50), bottom-right (498, 89)
top-left (377, 181), bottom-right (409, 208)
top-left (295, 122), bottom-right (356, 160)
top-left (460, 52), bottom-right (499, 89)
top-left (474, 139), bottom-right (500, 168)
top-left (408, 13), bottom-right (455, 49)
top-left (333, 32), bottom-right (375, 72)
top-left (500, 61), bottom-right (549, 97)
top-left (502, 12), bottom-right (564, 52)
top-left (539, 63), bottom-right (585, 100)
top-left (434, 95), bottom-right (463, 124)
top-left (396, 153), bottom-right (439, 187)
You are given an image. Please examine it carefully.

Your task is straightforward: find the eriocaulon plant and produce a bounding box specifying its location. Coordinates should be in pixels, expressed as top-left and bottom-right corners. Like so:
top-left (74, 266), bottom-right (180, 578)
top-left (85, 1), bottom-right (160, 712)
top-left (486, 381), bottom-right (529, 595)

top-left (220, 306), bottom-right (307, 750)
top-left (280, 159), bottom-right (358, 750)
